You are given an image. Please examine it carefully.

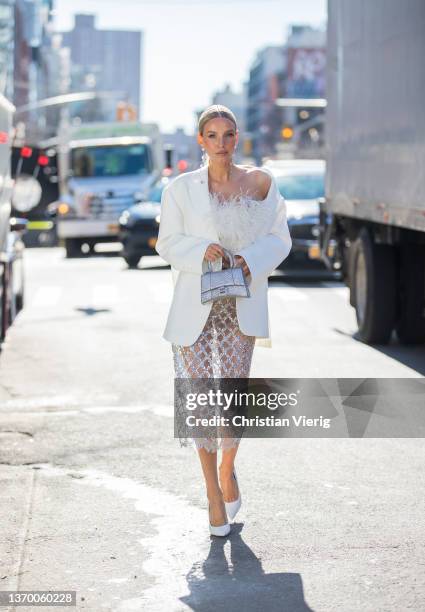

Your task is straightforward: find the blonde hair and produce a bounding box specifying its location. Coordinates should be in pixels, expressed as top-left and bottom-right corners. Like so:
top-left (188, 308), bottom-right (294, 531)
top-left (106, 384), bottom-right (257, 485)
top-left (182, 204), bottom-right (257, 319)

top-left (198, 104), bottom-right (238, 135)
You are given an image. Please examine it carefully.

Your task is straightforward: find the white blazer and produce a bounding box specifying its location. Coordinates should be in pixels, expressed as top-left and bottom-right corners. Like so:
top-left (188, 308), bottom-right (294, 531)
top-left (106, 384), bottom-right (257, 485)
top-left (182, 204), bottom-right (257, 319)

top-left (155, 164), bottom-right (292, 347)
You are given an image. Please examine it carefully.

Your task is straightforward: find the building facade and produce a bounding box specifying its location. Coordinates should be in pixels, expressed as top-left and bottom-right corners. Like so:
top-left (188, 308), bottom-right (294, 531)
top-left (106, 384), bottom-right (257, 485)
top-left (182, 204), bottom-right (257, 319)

top-left (284, 24), bottom-right (326, 152)
top-left (245, 25), bottom-right (326, 162)
top-left (59, 14), bottom-right (142, 123)
top-left (0, 0), bottom-right (14, 99)
top-left (10, 0), bottom-right (58, 141)
top-left (246, 46), bottom-right (286, 164)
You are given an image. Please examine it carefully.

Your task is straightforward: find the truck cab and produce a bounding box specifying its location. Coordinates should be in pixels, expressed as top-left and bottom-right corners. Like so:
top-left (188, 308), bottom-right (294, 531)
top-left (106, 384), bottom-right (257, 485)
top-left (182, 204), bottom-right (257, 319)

top-left (54, 122), bottom-right (163, 257)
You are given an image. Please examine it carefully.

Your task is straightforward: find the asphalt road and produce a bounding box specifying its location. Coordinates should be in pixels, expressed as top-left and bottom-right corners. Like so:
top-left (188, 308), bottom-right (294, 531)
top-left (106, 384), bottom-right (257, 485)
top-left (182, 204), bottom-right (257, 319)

top-left (0, 247), bottom-right (424, 612)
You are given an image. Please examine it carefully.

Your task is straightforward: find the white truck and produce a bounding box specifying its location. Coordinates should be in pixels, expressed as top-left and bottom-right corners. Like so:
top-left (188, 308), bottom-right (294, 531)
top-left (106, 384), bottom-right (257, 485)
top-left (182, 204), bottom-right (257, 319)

top-left (54, 121), bottom-right (163, 257)
top-left (321, 0), bottom-right (425, 345)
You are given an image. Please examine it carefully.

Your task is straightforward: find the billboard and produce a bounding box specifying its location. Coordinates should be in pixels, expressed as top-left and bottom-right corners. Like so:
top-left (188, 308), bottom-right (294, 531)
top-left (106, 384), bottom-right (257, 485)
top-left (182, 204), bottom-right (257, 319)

top-left (286, 47), bottom-right (326, 98)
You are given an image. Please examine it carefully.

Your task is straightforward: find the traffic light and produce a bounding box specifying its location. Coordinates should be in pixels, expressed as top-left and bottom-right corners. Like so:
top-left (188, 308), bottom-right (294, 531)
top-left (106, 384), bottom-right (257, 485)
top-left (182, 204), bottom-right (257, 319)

top-left (164, 145), bottom-right (174, 170)
top-left (281, 126), bottom-right (294, 140)
top-left (297, 107), bottom-right (321, 126)
top-left (116, 102), bottom-right (138, 121)
top-left (127, 104), bottom-right (137, 121)
top-left (243, 138), bottom-right (253, 155)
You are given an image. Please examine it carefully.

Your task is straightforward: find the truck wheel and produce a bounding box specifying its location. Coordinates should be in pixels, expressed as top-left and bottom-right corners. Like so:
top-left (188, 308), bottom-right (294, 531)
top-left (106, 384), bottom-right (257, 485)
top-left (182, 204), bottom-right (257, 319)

top-left (352, 228), bottom-right (396, 344)
top-left (347, 241), bottom-right (357, 307)
top-left (15, 265), bottom-right (24, 313)
top-left (65, 239), bottom-right (82, 258)
top-left (395, 245), bottom-right (425, 344)
top-left (124, 255), bottom-right (141, 269)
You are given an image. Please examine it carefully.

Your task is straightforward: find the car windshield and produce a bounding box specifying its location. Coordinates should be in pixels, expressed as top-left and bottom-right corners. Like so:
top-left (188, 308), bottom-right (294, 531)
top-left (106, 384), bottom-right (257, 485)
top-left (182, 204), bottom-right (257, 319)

top-left (71, 144), bottom-right (151, 178)
top-left (275, 173), bottom-right (324, 200)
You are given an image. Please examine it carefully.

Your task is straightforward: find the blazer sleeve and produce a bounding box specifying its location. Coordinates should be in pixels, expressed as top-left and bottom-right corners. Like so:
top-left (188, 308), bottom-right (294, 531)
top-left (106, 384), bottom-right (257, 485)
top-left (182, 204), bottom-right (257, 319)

top-left (235, 187), bottom-right (292, 282)
top-left (155, 183), bottom-right (211, 275)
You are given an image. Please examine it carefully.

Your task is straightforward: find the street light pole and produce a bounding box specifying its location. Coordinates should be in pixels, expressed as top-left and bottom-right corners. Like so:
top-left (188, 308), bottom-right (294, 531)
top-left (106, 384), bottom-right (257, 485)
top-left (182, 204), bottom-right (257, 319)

top-left (13, 91), bottom-right (126, 145)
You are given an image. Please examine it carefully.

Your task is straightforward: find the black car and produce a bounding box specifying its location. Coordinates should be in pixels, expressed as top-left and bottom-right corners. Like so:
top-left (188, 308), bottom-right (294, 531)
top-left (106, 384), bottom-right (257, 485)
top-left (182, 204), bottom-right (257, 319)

top-left (118, 178), bottom-right (168, 268)
top-left (263, 159), bottom-right (335, 271)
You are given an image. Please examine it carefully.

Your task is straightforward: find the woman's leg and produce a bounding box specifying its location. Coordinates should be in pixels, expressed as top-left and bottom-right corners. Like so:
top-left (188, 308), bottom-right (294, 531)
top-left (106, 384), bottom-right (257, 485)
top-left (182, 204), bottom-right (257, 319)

top-left (197, 448), bottom-right (227, 527)
top-left (219, 444), bottom-right (240, 502)
top-left (214, 298), bottom-right (256, 503)
top-left (172, 312), bottom-right (227, 527)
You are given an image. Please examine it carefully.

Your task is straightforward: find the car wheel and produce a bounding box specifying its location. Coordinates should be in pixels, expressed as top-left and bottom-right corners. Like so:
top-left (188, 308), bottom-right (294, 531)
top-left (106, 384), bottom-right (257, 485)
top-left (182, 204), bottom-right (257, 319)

top-left (1, 266), bottom-right (7, 341)
top-left (352, 228), bottom-right (396, 344)
top-left (65, 238), bottom-right (82, 258)
top-left (124, 254), bottom-right (141, 269)
top-left (16, 263), bottom-right (24, 313)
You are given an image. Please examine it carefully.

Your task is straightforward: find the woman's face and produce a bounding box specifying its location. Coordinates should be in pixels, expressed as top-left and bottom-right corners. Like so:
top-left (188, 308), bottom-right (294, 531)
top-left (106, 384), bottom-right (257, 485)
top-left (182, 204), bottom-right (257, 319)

top-left (198, 117), bottom-right (238, 162)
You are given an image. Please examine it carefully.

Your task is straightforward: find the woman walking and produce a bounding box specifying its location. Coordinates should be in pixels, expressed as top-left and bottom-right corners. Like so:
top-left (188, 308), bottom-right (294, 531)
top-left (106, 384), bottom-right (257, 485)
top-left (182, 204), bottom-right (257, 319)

top-left (155, 104), bottom-right (292, 536)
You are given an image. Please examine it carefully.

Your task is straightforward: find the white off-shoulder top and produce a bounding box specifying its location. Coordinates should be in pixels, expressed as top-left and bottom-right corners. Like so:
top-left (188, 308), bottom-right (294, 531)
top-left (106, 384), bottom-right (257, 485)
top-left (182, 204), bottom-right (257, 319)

top-left (208, 191), bottom-right (276, 255)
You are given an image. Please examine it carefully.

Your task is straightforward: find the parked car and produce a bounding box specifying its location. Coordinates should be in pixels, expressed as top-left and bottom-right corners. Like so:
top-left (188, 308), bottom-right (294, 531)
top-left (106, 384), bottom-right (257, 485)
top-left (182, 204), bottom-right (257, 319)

top-left (263, 159), bottom-right (334, 271)
top-left (118, 177), bottom-right (169, 268)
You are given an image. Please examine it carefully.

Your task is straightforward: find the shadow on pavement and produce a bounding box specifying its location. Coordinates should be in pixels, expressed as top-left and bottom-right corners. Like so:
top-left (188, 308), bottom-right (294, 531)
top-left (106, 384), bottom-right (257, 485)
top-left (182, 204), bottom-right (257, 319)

top-left (330, 327), bottom-right (425, 375)
top-left (180, 523), bottom-right (313, 612)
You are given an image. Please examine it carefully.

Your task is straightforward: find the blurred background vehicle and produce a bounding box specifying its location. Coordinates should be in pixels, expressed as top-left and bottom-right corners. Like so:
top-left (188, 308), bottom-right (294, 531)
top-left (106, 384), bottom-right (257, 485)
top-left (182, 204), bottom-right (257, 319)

top-left (118, 176), bottom-right (169, 268)
top-left (263, 159), bottom-right (336, 274)
top-left (48, 121), bottom-right (164, 258)
top-left (0, 94), bottom-right (26, 347)
top-left (11, 144), bottom-right (59, 248)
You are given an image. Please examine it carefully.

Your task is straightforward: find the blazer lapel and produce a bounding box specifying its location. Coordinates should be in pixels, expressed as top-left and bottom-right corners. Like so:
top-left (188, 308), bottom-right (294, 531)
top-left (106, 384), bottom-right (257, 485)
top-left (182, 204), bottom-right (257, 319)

top-left (187, 165), bottom-right (219, 241)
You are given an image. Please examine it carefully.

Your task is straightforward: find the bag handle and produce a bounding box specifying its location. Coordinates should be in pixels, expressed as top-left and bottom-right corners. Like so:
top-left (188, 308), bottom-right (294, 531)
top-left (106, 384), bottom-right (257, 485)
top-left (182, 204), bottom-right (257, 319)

top-left (207, 247), bottom-right (235, 272)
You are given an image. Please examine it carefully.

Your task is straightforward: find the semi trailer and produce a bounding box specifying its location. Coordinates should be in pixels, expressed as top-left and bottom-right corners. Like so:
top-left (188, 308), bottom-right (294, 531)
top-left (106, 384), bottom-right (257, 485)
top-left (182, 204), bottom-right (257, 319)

top-left (321, 0), bottom-right (425, 344)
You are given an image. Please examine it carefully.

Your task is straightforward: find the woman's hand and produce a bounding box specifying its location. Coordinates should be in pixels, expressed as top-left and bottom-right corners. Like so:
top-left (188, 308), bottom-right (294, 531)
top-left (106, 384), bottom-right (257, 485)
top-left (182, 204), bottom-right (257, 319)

top-left (204, 243), bottom-right (227, 263)
top-left (234, 255), bottom-right (251, 280)
top-left (221, 253), bottom-right (251, 279)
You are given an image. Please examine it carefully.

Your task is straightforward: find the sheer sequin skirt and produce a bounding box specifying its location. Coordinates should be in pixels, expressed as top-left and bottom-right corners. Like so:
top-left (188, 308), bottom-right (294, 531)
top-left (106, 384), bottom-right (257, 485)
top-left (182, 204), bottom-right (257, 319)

top-left (172, 297), bottom-right (255, 453)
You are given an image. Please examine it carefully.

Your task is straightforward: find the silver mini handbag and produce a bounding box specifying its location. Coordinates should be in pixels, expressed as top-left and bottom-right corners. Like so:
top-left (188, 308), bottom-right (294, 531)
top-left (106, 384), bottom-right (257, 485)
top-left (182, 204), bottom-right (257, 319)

top-left (201, 248), bottom-right (251, 304)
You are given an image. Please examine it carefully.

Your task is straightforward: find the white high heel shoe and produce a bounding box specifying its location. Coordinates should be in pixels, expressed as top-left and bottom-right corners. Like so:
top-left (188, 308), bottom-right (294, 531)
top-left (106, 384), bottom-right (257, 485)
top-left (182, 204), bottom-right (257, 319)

top-left (208, 502), bottom-right (231, 537)
top-left (224, 470), bottom-right (242, 521)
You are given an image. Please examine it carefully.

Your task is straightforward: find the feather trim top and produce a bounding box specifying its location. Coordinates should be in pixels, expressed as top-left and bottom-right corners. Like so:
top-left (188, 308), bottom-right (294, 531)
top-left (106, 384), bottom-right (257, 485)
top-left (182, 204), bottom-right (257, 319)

top-left (209, 191), bottom-right (276, 254)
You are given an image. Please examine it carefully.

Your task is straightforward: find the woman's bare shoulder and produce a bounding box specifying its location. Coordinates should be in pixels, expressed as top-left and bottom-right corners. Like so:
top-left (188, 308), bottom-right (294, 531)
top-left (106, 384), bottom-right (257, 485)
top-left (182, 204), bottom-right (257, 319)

top-left (237, 165), bottom-right (272, 200)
